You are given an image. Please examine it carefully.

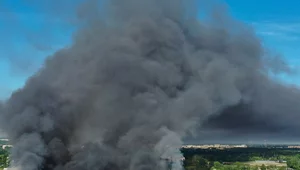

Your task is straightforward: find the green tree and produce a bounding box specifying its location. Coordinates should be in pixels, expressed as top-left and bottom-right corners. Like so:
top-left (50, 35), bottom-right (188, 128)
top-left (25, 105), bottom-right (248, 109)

top-left (184, 155), bottom-right (210, 170)
top-left (212, 161), bottom-right (223, 169)
top-left (287, 156), bottom-right (300, 169)
top-left (260, 164), bottom-right (266, 170)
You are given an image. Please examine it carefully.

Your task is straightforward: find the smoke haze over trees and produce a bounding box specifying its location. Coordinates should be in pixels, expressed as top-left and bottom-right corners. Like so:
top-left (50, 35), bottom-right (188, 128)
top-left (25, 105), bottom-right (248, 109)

top-left (0, 0), bottom-right (299, 169)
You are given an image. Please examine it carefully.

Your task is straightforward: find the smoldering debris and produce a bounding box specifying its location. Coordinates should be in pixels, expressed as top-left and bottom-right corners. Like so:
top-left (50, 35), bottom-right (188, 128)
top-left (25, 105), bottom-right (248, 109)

top-left (0, 0), bottom-right (299, 169)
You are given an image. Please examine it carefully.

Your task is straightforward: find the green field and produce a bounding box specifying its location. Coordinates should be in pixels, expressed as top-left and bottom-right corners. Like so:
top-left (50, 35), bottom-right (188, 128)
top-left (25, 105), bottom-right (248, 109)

top-left (181, 147), bottom-right (300, 170)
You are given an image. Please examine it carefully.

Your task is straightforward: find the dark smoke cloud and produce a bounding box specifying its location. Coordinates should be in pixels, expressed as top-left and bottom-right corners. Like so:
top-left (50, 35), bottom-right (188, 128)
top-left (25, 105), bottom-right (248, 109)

top-left (0, 0), bottom-right (299, 169)
top-left (201, 81), bottom-right (300, 140)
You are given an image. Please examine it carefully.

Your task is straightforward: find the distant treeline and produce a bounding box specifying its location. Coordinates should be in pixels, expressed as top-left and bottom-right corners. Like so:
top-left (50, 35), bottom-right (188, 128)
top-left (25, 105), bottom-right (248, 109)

top-left (181, 148), bottom-right (300, 170)
top-left (181, 148), bottom-right (300, 162)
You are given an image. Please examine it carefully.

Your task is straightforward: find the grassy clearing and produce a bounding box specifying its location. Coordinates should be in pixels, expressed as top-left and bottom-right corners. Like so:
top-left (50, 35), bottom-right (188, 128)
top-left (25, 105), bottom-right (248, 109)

top-left (244, 161), bottom-right (287, 167)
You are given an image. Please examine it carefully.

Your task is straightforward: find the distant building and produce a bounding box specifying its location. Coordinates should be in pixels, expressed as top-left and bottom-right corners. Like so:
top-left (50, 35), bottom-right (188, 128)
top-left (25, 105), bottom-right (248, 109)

top-left (288, 145), bottom-right (300, 149)
top-left (278, 160), bottom-right (287, 163)
top-left (182, 144), bottom-right (247, 149)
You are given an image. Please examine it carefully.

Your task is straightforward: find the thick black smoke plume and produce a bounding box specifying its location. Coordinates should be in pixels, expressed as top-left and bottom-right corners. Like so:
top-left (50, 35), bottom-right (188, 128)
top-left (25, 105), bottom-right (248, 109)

top-left (0, 0), bottom-right (298, 169)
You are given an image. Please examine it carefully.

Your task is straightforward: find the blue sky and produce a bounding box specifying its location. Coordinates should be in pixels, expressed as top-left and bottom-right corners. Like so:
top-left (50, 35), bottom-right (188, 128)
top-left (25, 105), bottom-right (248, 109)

top-left (224, 0), bottom-right (300, 84)
top-left (0, 0), bottom-right (300, 99)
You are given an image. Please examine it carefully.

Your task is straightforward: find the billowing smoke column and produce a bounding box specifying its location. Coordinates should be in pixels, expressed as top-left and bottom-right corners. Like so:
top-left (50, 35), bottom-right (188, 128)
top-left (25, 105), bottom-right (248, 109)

top-left (0, 0), bottom-right (298, 169)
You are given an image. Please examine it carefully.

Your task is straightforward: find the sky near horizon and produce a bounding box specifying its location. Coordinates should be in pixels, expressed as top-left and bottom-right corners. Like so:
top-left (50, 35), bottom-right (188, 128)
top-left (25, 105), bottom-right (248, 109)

top-left (0, 0), bottom-right (300, 99)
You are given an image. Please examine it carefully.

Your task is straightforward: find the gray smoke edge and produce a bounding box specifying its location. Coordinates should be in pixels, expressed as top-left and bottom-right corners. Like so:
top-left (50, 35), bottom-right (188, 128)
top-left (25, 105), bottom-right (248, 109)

top-left (0, 0), bottom-right (298, 169)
